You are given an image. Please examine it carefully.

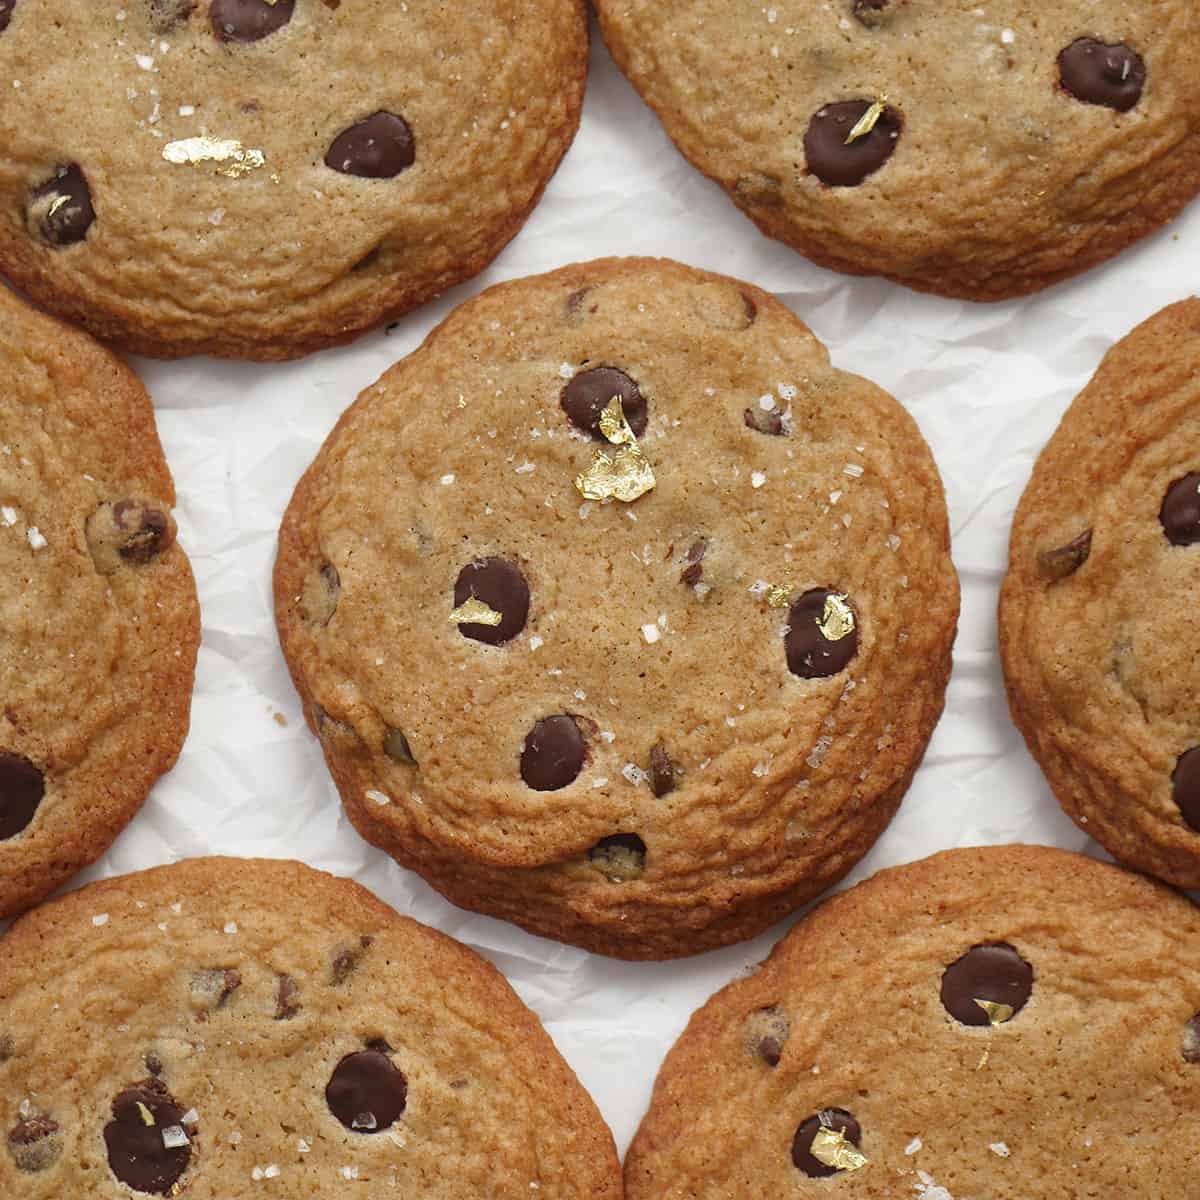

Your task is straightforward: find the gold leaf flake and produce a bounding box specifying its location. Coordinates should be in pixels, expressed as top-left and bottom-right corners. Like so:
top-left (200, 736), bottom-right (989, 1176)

top-left (449, 597), bottom-right (503, 627)
top-left (574, 398), bottom-right (656, 504)
top-left (817, 594), bottom-right (855, 641)
top-left (136, 1101), bottom-right (156, 1127)
top-left (974, 999), bottom-right (1015, 1027)
top-left (767, 585), bottom-right (792, 609)
top-left (162, 137), bottom-right (266, 179)
top-left (46, 194), bottom-right (71, 218)
top-left (977, 1048), bottom-right (990, 1071)
top-left (845, 99), bottom-right (886, 145)
top-left (811, 1126), bottom-right (868, 1172)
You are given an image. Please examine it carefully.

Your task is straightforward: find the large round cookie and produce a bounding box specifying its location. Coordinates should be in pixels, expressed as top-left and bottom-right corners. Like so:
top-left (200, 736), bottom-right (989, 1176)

top-left (1000, 299), bottom-right (1200, 888)
top-left (274, 256), bottom-right (960, 959)
top-left (0, 286), bottom-right (198, 917)
top-left (0, 857), bottom-right (622, 1197)
top-left (625, 845), bottom-right (1200, 1198)
top-left (0, 0), bottom-right (587, 360)
top-left (593, 2), bottom-right (1200, 301)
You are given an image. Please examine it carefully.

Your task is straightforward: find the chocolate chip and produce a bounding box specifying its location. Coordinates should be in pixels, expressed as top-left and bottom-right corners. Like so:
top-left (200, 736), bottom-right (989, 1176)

top-left (0, 1034), bottom-right (14, 1062)
top-left (275, 974), bottom-right (301, 1020)
top-left (744, 406), bottom-right (785, 437)
top-left (679, 539), bottom-right (708, 586)
top-left (144, 1050), bottom-right (163, 1076)
top-left (149, 0), bottom-right (195, 31)
top-left (28, 164), bottom-right (95, 246)
top-left (331, 935), bottom-right (373, 985)
top-left (744, 1006), bottom-right (790, 1067)
top-left (0, 752), bottom-right (44, 840)
top-left (0, 0), bottom-right (15, 33)
top-left (1184, 1015), bottom-right (1200, 1064)
top-left (940, 943), bottom-right (1033, 1026)
top-left (383, 727), bottom-right (417, 767)
top-left (1172, 749), bottom-right (1200, 833)
top-left (311, 704), bottom-right (356, 743)
top-left (303, 562), bottom-right (341, 624)
top-left (325, 112), bottom-right (415, 179)
top-left (8, 1113), bottom-right (61, 1173)
top-left (851, 0), bottom-right (889, 26)
top-left (805, 100), bottom-right (902, 187)
top-left (1160, 473), bottom-right (1200, 546)
top-left (326, 1050), bottom-right (407, 1133)
top-left (104, 1081), bottom-right (191, 1194)
top-left (210, 0), bottom-right (293, 41)
top-left (1037, 529), bottom-right (1092, 580)
top-left (792, 1110), bottom-right (863, 1178)
top-left (689, 283), bottom-right (758, 332)
top-left (1059, 39), bottom-right (1146, 112)
top-left (520, 715), bottom-right (586, 791)
top-left (588, 833), bottom-right (646, 881)
top-left (561, 367), bottom-right (648, 439)
top-left (453, 557), bottom-right (530, 645)
top-left (785, 589), bottom-right (859, 680)
top-left (565, 287), bottom-right (596, 323)
top-left (189, 968), bottom-right (241, 1014)
top-left (86, 500), bottom-right (175, 575)
top-left (649, 742), bottom-right (677, 797)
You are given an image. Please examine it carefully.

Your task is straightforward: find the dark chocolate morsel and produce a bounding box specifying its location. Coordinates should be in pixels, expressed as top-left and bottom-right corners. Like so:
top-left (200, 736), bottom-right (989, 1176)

top-left (103, 1080), bottom-right (191, 1194)
top-left (745, 1006), bottom-right (790, 1067)
top-left (588, 833), bottom-right (646, 881)
top-left (383, 727), bottom-right (417, 767)
top-left (792, 1109), bottom-right (863, 1178)
top-left (744, 406), bottom-right (785, 437)
top-left (0, 752), bottom-right (44, 840)
top-left (326, 1050), bottom-right (407, 1133)
top-left (29, 164), bottom-right (95, 246)
top-left (7, 1113), bottom-right (61, 1173)
top-left (805, 100), bottom-right (902, 187)
top-left (275, 973), bottom-right (301, 1020)
top-left (144, 1050), bottom-right (163, 1076)
top-left (1184, 1014), bottom-right (1200, 1064)
top-left (785, 589), bottom-right (859, 680)
top-left (325, 112), bottom-right (415, 179)
top-left (114, 501), bottom-right (172, 563)
top-left (454, 557), bottom-right (530, 645)
top-left (520, 715), bottom-right (585, 791)
top-left (649, 742), bottom-right (677, 797)
top-left (1037, 529), bottom-right (1092, 580)
top-left (679, 539), bottom-right (708, 586)
top-left (561, 367), bottom-right (648, 439)
top-left (940, 943), bottom-right (1033, 1026)
top-left (1172, 749), bottom-right (1200, 833)
top-left (210, 0), bottom-right (294, 41)
top-left (1160, 473), bottom-right (1200, 546)
top-left (0, 0), bottom-right (15, 33)
top-left (852, 0), bottom-right (889, 26)
top-left (1058, 39), bottom-right (1146, 113)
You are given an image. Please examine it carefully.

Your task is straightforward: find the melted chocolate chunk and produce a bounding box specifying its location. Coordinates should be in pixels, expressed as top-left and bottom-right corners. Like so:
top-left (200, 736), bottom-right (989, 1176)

top-left (453, 557), bottom-right (531, 645)
top-left (331, 935), bottom-right (373, 985)
top-left (649, 742), bottom-right (677, 797)
top-left (325, 112), bottom-right (415, 178)
top-left (588, 833), bottom-right (646, 881)
top-left (326, 1050), bottom-right (407, 1133)
top-left (1184, 1014), bottom-right (1200, 1064)
top-left (561, 367), bottom-right (648, 439)
top-left (792, 1110), bottom-right (862, 1178)
top-left (1037, 529), bottom-right (1092, 581)
top-left (144, 1050), bottom-right (163, 1076)
top-left (0, 0), bottom-right (15, 33)
top-left (383, 727), bottom-right (417, 767)
top-left (679, 539), bottom-right (708, 586)
top-left (304, 562), bottom-right (340, 624)
top-left (86, 500), bottom-right (175, 574)
top-left (1160, 473), bottom-right (1200, 546)
top-left (745, 1006), bottom-right (790, 1067)
top-left (940, 943), bottom-right (1033, 1026)
top-left (744, 406), bottom-right (784, 437)
top-left (805, 100), bottom-right (902, 187)
top-left (1172, 748), bottom-right (1200, 833)
top-left (1059, 39), bottom-right (1146, 112)
top-left (104, 1081), bottom-right (191, 1194)
top-left (210, 0), bottom-right (293, 41)
top-left (189, 968), bottom-right (241, 1013)
top-left (785, 589), bottom-right (859, 680)
top-left (0, 752), bottom-right (44, 840)
top-left (7, 1114), bottom-right (61, 1173)
top-left (851, 0), bottom-right (888, 26)
top-left (29, 164), bottom-right (95, 246)
top-left (275, 973), bottom-right (301, 1020)
top-left (520, 715), bottom-right (585, 791)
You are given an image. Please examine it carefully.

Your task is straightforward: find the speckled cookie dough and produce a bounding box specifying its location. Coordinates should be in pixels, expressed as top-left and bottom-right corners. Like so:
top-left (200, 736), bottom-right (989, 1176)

top-left (0, 0), bottom-right (587, 360)
top-left (625, 845), bottom-right (1200, 1199)
top-left (593, 1), bottom-right (1200, 301)
top-left (0, 857), bottom-right (623, 1198)
top-left (274, 257), bottom-right (960, 959)
top-left (1001, 298), bottom-right (1200, 888)
top-left (0, 286), bottom-right (198, 918)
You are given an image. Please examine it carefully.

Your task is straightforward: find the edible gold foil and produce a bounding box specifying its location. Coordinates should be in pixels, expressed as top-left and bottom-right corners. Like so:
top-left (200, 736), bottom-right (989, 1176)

top-left (845, 99), bottom-right (886, 145)
top-left (46, 194), bottom-right (70, 218)
top-left (449, 597), bottom-right (503, 627)
top-left (811, 1127), bottom-right (868, 1172)
top-left (574, 397), bottom-right (656, 503)
top-left (767, 585), bottom-right (792, 609)
top-left (136, 1101), bottom-right (156, 1127)
top-left (162, 138), bottom-right (266, 179)
top-left (974, 999), bottom-right (1014, 1026)
top-left (817, 594), bottom-right (855, 641)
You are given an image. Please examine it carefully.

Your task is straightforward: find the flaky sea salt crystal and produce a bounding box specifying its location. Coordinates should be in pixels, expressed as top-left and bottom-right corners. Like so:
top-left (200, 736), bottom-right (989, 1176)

top-left (26, 527), bottom-right (46, 550)
top-left (0, 506), bottom-right (16, 526)
top-left (641, 624), bottom-right (660, 644)
top-left (92, 913), bottom-right (109, 927)
top-left (365, 789), bottom-right (391, 806)
top-left (224, 921), bottom-right (238, 934)
top-left (905, 1137), bottom-right (922, 1155)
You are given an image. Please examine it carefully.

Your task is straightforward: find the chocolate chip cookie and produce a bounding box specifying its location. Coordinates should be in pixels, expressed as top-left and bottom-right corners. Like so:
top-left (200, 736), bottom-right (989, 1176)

top-left (593, 2), bottom-right (1200, 301)
top-left (1000, 298), bottom-right (1200, 888)
top-left (274, 256), bottom-right (960, 959)
top-left (625, 844), bottom-right (1200, 1199)
top-left (0, 286), bottom-right (198, 918)
top-left (0, 0), bottom-right (587, 360)
top-left (0, 856), bottom-right (622, 1197)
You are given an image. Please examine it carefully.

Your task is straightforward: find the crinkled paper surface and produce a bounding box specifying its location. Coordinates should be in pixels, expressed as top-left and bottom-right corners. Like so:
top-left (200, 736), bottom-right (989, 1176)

top-left (59, 26), bottom-right (1199, 1156)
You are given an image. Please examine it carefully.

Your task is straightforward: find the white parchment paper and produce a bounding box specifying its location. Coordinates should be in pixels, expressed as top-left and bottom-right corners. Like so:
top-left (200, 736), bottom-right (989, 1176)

top-left (63, 26), bottom-right (1200, 1155)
